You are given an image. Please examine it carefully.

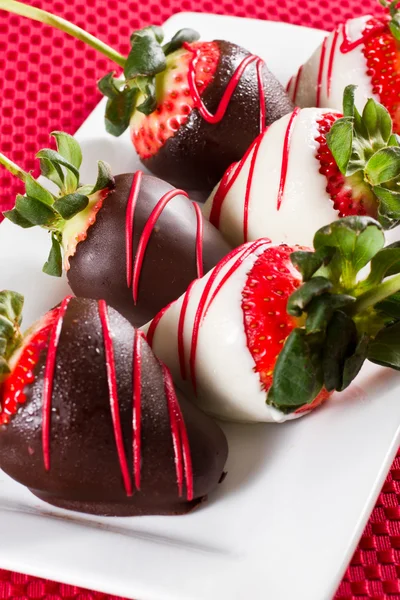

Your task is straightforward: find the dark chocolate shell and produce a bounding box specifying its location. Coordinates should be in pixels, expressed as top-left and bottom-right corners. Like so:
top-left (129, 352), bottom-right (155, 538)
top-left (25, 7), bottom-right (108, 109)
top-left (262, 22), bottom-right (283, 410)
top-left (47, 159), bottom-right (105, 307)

top-left (143, 40), bottom-right (294, 191)
top-left (67, 173), bottom-right (231, 327)
top-left (0, 297), bottom-right (228, 516)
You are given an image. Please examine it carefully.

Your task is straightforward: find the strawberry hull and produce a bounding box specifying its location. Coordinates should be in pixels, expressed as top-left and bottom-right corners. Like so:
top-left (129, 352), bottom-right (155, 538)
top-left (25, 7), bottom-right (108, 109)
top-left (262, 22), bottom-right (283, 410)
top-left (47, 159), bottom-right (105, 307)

top-left (140, 41), bottom-right (294, 192)
top-left (0, 297), bottom-right (228, 517)
top-left (66, 173), bottom-right (232, 327)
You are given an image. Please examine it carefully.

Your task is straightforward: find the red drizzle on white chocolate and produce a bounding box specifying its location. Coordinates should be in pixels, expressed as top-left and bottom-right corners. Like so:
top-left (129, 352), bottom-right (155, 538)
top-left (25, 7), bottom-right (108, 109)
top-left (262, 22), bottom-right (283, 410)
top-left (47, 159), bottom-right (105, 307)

top-left (125, 172), bottom-right (205, 303)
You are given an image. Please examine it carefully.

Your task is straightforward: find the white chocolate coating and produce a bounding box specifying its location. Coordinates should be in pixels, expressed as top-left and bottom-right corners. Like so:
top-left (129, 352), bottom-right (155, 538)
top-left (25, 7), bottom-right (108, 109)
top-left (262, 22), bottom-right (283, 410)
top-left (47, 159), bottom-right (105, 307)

top-left (287, 16), bottom-right (377, 112)
top-left (203, 108), bottom-right (339, 248)
top-left (144, 241), bottom-right (303, 423)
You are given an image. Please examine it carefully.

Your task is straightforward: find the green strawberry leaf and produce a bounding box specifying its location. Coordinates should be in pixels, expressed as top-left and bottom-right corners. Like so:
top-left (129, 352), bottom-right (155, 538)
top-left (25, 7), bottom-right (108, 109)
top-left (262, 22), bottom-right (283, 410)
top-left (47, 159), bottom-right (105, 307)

top-left (15, 194), bottom-right (57, 227)
top-left (53, 193), bottom-right (89, 220)
top-left (341, 333), bottom-right (370, 390)
top-left (51, 131), bottom-right (82, 193)
top-left (290, 246), bottom-right (335, 281)
top-left (365, 243), bottom-right (400, 286)
top-left (268, 329), bottom-right (324, 412)
top-left (25, 174), bottom-right (54, 206)
top-left (375, 291), bottom-right (400, 319)
top-left (305, 293), bottom-right (355, 334)
top-left (362, 98), bottom-right (392, 145)
top-left (365, 146), bottom-right (400, 185)
top-left (287, 276), bottom-right (333, 317)
top-left (368, 321), bottom-right (400, 369)
top-left (136, 76), bottom-right (157, 115)
top-left (98, 73), bottom-right (139, 137)
top-left (89, 160), bottom-right (115, 195)
top-left (163, 28), bottom-right (200, 55)
top-left (326, 118), bottom-right (353, 175)
top-left (125, 27), bottom-right (166, 80)
top-left (343, 84), bottom-right (357, 118)
top-left (313, 217), bottom-right (385, 280)
top-left (322, 310), bottom-right (358, 392)
top-left (374, 186), bottom-right (400, 229)
top-left (3, 207), bottom-right (34, 228)
top-left (43, 233), bottom-right (63, 277)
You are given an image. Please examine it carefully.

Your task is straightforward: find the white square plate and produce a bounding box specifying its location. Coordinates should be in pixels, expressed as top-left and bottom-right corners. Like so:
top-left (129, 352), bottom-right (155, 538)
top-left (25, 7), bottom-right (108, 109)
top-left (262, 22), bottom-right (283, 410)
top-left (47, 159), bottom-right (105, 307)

top-left (1, 12), bottom-right (399, 600)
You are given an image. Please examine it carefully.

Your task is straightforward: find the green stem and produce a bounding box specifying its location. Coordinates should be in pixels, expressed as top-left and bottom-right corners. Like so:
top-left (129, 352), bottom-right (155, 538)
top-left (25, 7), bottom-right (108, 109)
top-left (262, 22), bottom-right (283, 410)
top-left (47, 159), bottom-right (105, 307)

top-left (350, 272), bottom-right (400, 314)
top-left (0, 152), bottom-right (29, 181)
top-left (0, 0), bottom-right (126, 68)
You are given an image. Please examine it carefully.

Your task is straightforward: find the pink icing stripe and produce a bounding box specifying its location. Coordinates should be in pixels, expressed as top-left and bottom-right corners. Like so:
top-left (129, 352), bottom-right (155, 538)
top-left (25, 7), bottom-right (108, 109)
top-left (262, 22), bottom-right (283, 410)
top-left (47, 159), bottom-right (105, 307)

top-left (209, 129), bottom-right (267, 231)
top-left (327, 28), bottom-right (339, 97)
top-left (185, 43), bottom-right (259, 124)
top-left (125, 171), bottom-right (143, 288)
top-left (276, 107), bottom-right (300, 211)
top-left (42, 295), bottom-right (73, 471)
top-left (256, 58), bottom-right (266, 132)
top-left (339, 20), bottom-right (386, 53)
top-left (316, 37), bottom-right (328, 108)
top-left (162, 362), bottom-right (184, 497)
top-left (192, 201), bottom-right (204, 278)
top-left (146, 301), bottom-right (175, 347)
top-left (98, 300), bottom-right (133, 497)
top-left (162, 362), bottom-right (193, 501)
top-left (292, 65), bottom-right (303, 104)
top-left (131, 188), bottom-right (189, 303)
top-left (243, 135), bottom-right (264, 242)
top-left (188, 245), bottom-right (250, 392)
top-left (178, 280), bottom-right (197, 380)
top-left (132, 330), bottom-right (144, 490)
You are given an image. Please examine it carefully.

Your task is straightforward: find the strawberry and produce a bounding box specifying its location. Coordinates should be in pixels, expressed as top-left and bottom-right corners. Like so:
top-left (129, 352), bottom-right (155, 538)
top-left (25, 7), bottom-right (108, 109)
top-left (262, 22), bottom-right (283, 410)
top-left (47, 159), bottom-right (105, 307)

top-left (147, 216), bottom-right (400, 421)
top-left (0, 132), bottom-right (231, 327)
top-left (316, 112), bottom-right (377, 218)
top-left (0, 293), bottom-right (228, 516)
top-left (0, 1), bottom-right (293, 191)
top-left (204, 86), bottom-right (400, 250)
top-left (287, 3), bottom-right (400, 133)
top-left (131, 42), bottom-right (220, 159)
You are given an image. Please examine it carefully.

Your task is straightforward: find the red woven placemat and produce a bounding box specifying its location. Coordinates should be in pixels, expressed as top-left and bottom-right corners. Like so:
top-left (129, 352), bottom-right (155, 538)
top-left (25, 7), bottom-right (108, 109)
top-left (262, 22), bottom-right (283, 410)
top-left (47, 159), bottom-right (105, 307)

top-left (0, 0), bottom-right (398, 598)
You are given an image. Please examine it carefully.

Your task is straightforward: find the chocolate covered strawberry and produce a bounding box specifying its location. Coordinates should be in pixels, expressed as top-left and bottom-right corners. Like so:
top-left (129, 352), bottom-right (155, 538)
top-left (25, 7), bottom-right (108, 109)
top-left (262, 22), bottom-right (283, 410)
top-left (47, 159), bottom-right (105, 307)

top-left (0, 293), bottom-right (228, 516)
top-left (0, 132), bottom-right (231, 326)
top-left (0, 0), bottom-right (293, 191)
top-left (286, 1), bottom-right (400, 131)
top-left (146, 217), bottom-right (400, 421)
top-left (204, 87), bottom-right (400, 247)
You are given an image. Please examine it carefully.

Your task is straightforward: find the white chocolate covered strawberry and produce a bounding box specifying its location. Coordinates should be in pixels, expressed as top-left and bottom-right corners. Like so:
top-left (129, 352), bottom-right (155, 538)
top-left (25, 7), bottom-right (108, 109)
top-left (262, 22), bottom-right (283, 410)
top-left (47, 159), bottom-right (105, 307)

top-left (145, 217), bottom-right (400, 424)
top-left (287, 4), bottom-right (400, 133)
top-left (203, 87), bottom-right (400, 248)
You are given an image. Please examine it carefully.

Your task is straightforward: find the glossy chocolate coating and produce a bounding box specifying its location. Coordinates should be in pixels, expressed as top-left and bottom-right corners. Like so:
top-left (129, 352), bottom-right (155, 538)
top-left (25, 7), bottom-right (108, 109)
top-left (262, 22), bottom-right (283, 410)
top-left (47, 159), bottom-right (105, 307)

top-left (0, 298), bottom-right (228, 516)
top-left (143, 40), bottom-right (294, 191)
top-left (67, 173), bottom-right (231, 327)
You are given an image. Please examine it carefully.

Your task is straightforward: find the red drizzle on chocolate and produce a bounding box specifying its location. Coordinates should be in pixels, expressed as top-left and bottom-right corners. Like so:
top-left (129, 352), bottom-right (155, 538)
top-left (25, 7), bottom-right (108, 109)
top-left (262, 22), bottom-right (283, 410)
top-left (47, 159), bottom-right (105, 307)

top-left (185, 43), bottom-right (266, 131)
top-left (162, 362), bottom-right (193, 500)
top-left (132, 329), bottom-right (144, 490)
top-left (42, 295), bottom-right (73, 471)
top-left (98, 299), bottom-right (133, 497)
top-left (125, 172), bottom-right (205, 303)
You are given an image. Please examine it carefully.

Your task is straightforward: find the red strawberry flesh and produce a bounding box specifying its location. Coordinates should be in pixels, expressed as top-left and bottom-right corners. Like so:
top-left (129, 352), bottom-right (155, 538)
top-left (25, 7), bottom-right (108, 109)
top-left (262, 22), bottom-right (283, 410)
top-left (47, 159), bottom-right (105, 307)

top-left (242, 245), bottom-right (330, 413)
top-left (362, 17), bottom-right (400, 134)
top-left (131, 42), bottom-right (220, 159)
top-left (0, 308), bottom-right (58, 425)
top-left (316, 113), bottom-right (377, 218)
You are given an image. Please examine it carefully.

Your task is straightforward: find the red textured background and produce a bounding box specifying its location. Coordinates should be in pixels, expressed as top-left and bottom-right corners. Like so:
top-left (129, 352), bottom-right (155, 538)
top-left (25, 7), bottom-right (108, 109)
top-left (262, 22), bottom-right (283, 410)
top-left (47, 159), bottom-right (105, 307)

top-left (0, 0), bottom-right (398, 599)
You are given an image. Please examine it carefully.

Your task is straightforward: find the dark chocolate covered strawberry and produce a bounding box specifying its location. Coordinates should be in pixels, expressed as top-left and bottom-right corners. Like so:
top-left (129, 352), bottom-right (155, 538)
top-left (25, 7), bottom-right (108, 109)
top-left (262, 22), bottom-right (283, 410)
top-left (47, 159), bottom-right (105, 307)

top-left (0, 133), bottom-right (231, 326)
top-left (0, 0), bottom-right (294, 191)
top-left (0, 293), bottom-right (228, 516)
top-left (146, 217), bottom-right (400, 422)
top-left (204, 86), bottom-right (400, 248)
